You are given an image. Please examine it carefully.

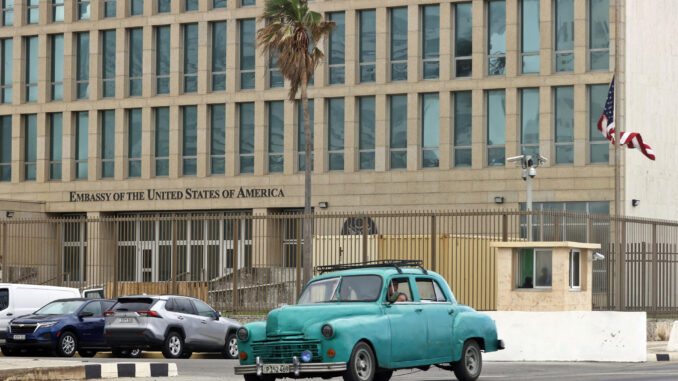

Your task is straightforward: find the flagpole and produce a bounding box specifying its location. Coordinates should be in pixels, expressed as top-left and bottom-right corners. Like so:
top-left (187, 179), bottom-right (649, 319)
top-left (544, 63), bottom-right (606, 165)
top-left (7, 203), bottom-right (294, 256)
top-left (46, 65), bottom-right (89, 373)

top-left (614, 0), bottom-right (622, 311)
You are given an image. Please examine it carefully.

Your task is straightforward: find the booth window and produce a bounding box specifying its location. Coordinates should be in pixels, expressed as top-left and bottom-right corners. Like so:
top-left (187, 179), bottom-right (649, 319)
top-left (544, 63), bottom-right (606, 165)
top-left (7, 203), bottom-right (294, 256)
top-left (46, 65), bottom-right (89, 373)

top-left (569, 249), bottom-right (581, 289)
top-left (515, 248), bottom-right (552, 289)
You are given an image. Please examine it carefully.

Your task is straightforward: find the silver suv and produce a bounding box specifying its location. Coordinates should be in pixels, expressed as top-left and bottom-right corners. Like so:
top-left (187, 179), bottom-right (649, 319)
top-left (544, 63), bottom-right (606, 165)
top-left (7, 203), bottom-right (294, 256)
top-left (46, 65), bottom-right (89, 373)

top-left (104, 295), bottom-right (241, 359)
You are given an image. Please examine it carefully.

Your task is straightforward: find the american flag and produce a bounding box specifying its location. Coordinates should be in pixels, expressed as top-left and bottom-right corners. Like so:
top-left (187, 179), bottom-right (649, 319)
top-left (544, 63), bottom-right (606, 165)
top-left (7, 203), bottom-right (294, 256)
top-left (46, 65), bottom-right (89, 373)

top-left (597, 77), bottom-right (656, 161)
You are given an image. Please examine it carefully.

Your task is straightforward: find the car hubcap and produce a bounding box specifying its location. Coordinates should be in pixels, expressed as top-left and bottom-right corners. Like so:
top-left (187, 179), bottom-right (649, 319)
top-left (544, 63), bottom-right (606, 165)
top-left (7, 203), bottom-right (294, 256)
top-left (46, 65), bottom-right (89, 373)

top-left (169, 337), bottom-right (181, 356)
top-left (465, 346), bottom-right (479, 375)
top-left (229, 338), bottom-right (238, 357)
top-left (62, 336), bottom-right (75, 354)
top-left (354, 348), bottom-right (372, 380)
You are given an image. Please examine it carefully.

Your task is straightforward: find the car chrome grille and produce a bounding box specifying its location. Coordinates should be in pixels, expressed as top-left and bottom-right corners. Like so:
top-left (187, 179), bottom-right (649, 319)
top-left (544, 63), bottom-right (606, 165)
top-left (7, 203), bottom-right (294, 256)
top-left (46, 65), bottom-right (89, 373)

top-left (10, 324), bottom-right (37, 334)
top-left (251, 340), bottom-right (322, 364)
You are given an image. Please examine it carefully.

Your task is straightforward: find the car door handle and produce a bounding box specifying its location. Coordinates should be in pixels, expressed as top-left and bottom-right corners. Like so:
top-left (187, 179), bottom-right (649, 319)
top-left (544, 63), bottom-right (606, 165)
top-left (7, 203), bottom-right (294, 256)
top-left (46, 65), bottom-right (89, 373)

top-left (415, 308), bottom-right (423, 312)
top-left (449, 309), bottom-right (455, 315)
top-left (6, 313), bottom-right (12, 316)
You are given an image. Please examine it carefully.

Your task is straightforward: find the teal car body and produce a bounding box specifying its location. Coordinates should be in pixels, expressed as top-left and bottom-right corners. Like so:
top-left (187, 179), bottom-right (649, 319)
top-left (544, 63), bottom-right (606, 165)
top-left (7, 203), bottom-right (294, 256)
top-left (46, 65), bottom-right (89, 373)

top-left (235, 266), bottom-right (503, 381)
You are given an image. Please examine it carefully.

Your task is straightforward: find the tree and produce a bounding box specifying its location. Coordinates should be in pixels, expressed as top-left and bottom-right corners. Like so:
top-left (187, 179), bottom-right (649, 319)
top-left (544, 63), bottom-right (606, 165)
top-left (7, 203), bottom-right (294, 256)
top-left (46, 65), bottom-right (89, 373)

top-left (257, 0), bottom-right (334, 285)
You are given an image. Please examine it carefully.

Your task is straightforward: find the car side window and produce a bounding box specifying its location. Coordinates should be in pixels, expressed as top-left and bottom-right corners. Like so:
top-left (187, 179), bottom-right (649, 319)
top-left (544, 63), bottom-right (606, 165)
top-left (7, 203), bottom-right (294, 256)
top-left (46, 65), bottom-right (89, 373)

top-left (416, 278), bottom-right (446, 302)
top-left (386, 277), bottom-right (412, 302)
top-left (192, 299), bottom-right (216, 318)
top-left (165, 299), bottom-right (176, 312)
top-left (81, 301), bottom-right (103, 317)
top-left (176, 298), bottom-right (196, 314)
top-left (432, 280), bottom-right (448, 302)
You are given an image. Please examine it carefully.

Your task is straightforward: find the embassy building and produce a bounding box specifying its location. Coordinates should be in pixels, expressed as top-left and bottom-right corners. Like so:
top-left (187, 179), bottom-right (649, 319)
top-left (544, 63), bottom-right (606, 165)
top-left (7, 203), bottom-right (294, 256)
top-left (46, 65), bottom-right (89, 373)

top-left (0, 0), bottom-right (674, 226)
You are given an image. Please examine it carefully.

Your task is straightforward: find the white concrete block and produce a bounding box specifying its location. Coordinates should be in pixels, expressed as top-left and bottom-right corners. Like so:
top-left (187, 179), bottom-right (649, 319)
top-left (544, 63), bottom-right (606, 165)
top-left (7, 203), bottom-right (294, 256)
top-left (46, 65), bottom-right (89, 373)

top-left (483, 311), bottom-right (646, 362)
top-left (666, 321), bottom-right (678, 352)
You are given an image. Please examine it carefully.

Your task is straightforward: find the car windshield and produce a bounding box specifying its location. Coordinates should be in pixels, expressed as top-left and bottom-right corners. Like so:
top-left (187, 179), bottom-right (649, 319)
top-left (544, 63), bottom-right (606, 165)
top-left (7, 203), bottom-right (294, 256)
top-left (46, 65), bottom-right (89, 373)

top-left (35, 301), bottom-right (85, 315)
top-left (339, 275), bottom-right (382, 302)
top-left (297, 278), bottom-right (340, 304)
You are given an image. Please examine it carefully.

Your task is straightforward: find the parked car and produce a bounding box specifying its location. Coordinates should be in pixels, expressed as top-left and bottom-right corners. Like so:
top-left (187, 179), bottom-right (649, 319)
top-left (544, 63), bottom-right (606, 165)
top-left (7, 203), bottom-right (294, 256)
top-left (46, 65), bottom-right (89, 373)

top-left (104, 295), bottom-right (241, 359)
top-left (0, 284), bottom-right (81, 355)
top-left (235, 260), bottom-right (504, 381)
top-left (4, 298), bottom-right (141, 358)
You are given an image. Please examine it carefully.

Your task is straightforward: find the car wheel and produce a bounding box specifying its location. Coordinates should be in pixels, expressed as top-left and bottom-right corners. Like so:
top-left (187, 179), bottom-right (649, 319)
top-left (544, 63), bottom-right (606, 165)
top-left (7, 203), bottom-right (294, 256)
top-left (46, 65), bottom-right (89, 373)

top-left (162, 331), bottom-right (184, 359)
top-left (180, 351), bottom-right (193, 359)
top-left (223, 333), bottom-right (238, 359)
top-left (1, 346), bottom-right (16, 357)
top-left (56, 331), bottom-right (77, 357)
top-left (374, 370), bottom-right (393, 381)
top-left (343, 342), bottom-right (376, 381)
top-left (452, 339), bottom-right (482, 381)
top-left (77, 349), bottom-right (97, 358)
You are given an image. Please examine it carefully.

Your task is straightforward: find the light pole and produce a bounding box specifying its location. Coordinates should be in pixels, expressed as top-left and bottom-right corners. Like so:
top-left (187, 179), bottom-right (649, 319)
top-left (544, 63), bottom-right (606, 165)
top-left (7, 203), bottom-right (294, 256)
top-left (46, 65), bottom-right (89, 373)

top-left (507, 154), bottom-right (548, 241)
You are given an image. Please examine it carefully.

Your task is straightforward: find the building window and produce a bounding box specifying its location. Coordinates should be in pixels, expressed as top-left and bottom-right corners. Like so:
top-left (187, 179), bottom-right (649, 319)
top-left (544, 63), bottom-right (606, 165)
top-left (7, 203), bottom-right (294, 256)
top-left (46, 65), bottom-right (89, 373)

top-left (359, 10), bottom-right (376, 83)
top-left (268, 101), bottom-right (284, 173)
top-left (63, 220), bottom-right (87, 283)
top-left (182, 106), bottom-right (197, 176)
top-left (454, 2), bottom-right (472, 78)
top-left (239, 19), bottom-right (255, 90)
top-left (0, 115), bottom-right (10, 181)
top-left (129, 28), bottom-right (143, 96)
top-left (521, 0), bottom-right (539, 74)
top-left (51, 34), bottom-right (64, 101)
top-left (24, 114), bottom-right (36, 181)
top-left (53, 0), bottom-right (64, 22)
top-left (2, 1), bottom-right (13, 27)
top-left (240, 0), bottom-right (254, 7)
top-left (77, 0), bottom-right (90, 20)
top-left (515, 248), bottom-right (552, 289)
top-left (26, 0), bottom-right (38, 24)
top-left (102, 30), bottom-right (116, 98)
top-left (328, 98), bottom-right (344, 171)
top-left (25, 36), bottom-right (38, 103)
top-left (269, 50), bottom-right (283, 88)
top-left (589, 0), bottom-right (609, 71)
top-left (555, 0), bottom-right (574, 72)
top-left (239, 102), bottom-right (254, 174)
top-left (130, 0), bottom-right (143, 15)
top-left (421, 93), bottom-right (439, 168)
top-left (76, 32), bottom-right (90, 99)
top-left (155, 26), bottom-right (170, 95)
top-left (75, 111), bottom-right (88, 179)
top-left (488, 0), bottom-right (506, 76)
top-left (1, 38), bottom-right (12, 104)
top-left (210, 104), bottom-right (225, 175)
top-left (554, 86), bottom-right (574, 164)
top-left (158, 0), bottom-right (170, 13)
top-left (211, 21), bottom-right (226, 91)
top-left (569, 249), bottom-right (581, 289)
top-left (390, 7), bottom-right (407, 81)
top-left (103, 0), bottom-right (116, 18)
top-left (328, 12), bottom-right (345, 85)
top-left (359, 96), bottom-right (375, 170)
top-left (185, 0), bottom-right (198, 11)
top-left (589, 84), bottom-right (609, 163)
top-left (389, 95), bottom-right (407, 170)
top-left (297, 100), bottom-right (314, 172)
top-left (128, 109), bottom-right (142, 177)
top-left (487, 90), bottom-right (506, 166)
top-left (213, 0), bottom-right (226, 9)
top-left (520, 88), bottom-right (539, 156)
top-left (154, 107), bottom-right (169, 176)
top-left (101, 110), bottom-right (115, 178)
top-left (49, 113), bottom-right (62, 180)
top-left (421, 5), bottom-right (440, 80)
top-left (183, 24), bottom-right (198, 93)
top-left (519, 201), bottom-right (610, 241)
top-left (453, 91), bottom-right (472, 167)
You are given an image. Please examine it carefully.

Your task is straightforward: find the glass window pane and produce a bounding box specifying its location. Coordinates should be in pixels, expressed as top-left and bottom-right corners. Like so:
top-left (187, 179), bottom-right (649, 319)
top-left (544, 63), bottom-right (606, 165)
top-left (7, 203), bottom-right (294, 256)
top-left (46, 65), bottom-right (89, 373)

top-left (391, 8), bottom-right (407, 61)
top-left (521, 88), bottom-right (539, 145)
top-left (158, 0), bottom-right (171, 13)
top-left (329, 12), bottom-right (345, 85)
top-left (359, 97), bottom-right (375, 170)
top-left (268, 101), bottom-right (284, 173)
top-left (328, 98), bottom-right (344, 171)
top-left (239, 103), bottom-right (254, 174)
top-left (488, 1), bottom-right (506, 75)
top-left (555, 86), bottom-right (574, 143)
top-left (186, 0), bottom-right (198, 11)
top-left (211, 104), bottom-right (225, 156)
top-left (454, 91), bottom-right (472, 147)
top-left (422, 5), bottom-right (439, 59)
top-left (422, 93), bottom-right (439, 149)
top-left (521, 0), bottom-right (539, 53)
top-left (104, 0), bottom-right (116, 17)
top-left (155, 107), bottom-right (169, 176)
top-left (535, 250), bottom-right (552, 287)
top-left (359, 10), bottom-right (375, 83)
top-left (77, 33), bottom-right (89, 99)
top-left (156, 26), bottom-right (170, 94)
top-left (455, 3), bottom-right (472, 58)
top-left (131, 0), bottom-right (143, 15)
top-left (487, 90), bottom-right (506, 166)
top-left (390, 95), bottom-right (407, 149)
top-left (182, 106), bottom-right (197, 176)
top-left (239, 19), bottom-right (255, 89)
top-left (128, 109), bottom-right (142, 159)
top-left (213, 0), bottom-right (226, 8)
top-left (75, 112), bottom-right (88, 179)
top-left (555, 0), bottom-right (574, 51)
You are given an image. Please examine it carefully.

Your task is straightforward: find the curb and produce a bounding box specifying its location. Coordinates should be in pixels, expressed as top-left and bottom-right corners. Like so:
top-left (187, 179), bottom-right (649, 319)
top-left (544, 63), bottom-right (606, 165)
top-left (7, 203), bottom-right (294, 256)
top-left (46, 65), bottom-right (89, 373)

top-left (647, 353), bottom-right (678, 362)
top-left (0, 362), bottom-right (177, 381)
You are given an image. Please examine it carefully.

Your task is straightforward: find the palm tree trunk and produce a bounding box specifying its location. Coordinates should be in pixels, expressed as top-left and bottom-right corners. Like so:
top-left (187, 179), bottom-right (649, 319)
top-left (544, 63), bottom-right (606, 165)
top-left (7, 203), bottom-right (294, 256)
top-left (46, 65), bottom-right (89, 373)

top-left (301, 71), bottom-right (313, 286)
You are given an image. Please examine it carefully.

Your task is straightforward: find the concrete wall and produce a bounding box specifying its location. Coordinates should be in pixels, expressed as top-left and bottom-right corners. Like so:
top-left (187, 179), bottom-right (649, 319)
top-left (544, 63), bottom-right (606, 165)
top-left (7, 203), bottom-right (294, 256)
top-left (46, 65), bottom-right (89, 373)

top-left (484, 311), bottom-right (647, 362)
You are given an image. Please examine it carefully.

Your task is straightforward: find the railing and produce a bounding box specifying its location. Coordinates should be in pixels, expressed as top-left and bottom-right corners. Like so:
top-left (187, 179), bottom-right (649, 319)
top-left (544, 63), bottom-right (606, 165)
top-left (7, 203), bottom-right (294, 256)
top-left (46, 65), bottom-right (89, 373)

top-left (0, 210), bottom-right (676, 314)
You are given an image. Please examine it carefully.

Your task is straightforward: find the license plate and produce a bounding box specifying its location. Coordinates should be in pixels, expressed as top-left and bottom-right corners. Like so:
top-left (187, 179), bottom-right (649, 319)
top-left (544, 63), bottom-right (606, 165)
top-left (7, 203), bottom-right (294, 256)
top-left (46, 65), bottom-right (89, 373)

top-left (119, 318), bottom-right (133, 323)
top-left (12, 335), bottom-right (25, 340)
top-left (263, 364), bottom-right (290, 374)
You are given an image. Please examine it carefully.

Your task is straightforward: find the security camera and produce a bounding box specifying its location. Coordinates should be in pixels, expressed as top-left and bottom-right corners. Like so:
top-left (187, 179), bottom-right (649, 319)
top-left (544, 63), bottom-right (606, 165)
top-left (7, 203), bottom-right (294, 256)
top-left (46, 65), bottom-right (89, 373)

top-left (536, 154), bottom-right (549, 164)
top-left (521, 168), bottom-right (527, 181)
top-left (593, 252), bottom-right (605, 261)
top-left (528, 167), bottom-right (536, 178)
top-left (507, 155), bottom-right (525, 163)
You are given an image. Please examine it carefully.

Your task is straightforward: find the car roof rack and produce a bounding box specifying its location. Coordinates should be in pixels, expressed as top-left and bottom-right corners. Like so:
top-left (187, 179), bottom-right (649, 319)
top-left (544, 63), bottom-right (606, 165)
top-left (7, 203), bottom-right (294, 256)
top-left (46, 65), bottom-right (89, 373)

top-left (315, 259), bottom-right (428, 275)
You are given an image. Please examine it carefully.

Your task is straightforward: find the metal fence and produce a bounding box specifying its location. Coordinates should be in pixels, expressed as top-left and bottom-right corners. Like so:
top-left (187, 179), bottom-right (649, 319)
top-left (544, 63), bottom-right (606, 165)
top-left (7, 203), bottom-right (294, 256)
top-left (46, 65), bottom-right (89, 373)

top-left (0, 210), bottom-right (676, 314)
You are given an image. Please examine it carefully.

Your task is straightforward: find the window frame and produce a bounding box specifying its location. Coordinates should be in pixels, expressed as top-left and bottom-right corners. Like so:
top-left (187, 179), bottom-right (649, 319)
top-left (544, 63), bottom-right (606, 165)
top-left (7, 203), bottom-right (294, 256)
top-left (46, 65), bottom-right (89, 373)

top-left (100, 110), bottom-right (115, 179)
top-left (554, 0), bottom-right (575, 73)
top-left (569, 249), bottom-right (581, 289)
top-left (520, 0), bottom-right (540, 74)
top-left (453, 91), bottom-right (472, 168)
top-left (0, 38), bottom-right (12, 104)
top-left (327, 12), bottom-right (345, 85)
top-left (389, 7), bottom-right (407, 82)
top-left (238, 18), bottom-right (256, 90)
top-left (421, 4), bottom-right (440, 80)
top-left (554, 86), bottom-right (574, 165)
top-left (520, 88), bottom-right (540, 157)
top-left (50, 34), bottom-right (64, 101)
top-left (128, 28), bottom-right (143, 97)
top-left (421, 92), bottom-right (440, 169)
top-left (267, 101), bottom-right (284, 173)
top-left (26, 0), bottom-right (38, 25)
top-left (49, 113), bottom-right (63, 181)
top-left (453, 2), bottom-right (473, 78)
top-left (52, 0), bottom-right (64, 22)
top-left (487, 0), bottom-right (506, 76)
top-left (210, 104), bottom-right (226, 175)
top-left (358, 96), bottom-right (375, 171)
top-left (358, 9), bottom-right (376, 83)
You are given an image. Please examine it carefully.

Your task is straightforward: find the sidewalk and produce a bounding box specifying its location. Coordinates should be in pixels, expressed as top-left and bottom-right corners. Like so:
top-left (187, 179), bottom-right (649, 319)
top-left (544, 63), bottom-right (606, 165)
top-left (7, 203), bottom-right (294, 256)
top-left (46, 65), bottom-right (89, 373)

top-left (0, 357), bottom-right (177, 380)
top-left (647, 341), bottom-right (678, 362)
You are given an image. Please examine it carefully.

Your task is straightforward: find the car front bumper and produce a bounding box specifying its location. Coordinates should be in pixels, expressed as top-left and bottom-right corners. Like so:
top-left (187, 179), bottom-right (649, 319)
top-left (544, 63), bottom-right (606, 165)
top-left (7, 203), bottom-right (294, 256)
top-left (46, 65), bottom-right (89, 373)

top-left (235, 357), bottom-right (347, 377)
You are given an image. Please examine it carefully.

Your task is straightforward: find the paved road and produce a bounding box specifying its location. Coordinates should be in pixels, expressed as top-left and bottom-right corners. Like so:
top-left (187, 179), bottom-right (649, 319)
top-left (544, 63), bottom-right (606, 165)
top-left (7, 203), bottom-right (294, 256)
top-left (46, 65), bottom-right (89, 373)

top-left (57, 357), bottom-right (678, 381)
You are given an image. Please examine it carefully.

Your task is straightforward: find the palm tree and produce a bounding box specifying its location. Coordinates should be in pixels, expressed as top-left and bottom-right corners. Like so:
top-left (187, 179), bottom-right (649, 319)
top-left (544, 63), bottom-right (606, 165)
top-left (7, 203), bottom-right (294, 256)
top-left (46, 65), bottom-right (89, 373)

top-left (257, 0), bottom-right (334, 284)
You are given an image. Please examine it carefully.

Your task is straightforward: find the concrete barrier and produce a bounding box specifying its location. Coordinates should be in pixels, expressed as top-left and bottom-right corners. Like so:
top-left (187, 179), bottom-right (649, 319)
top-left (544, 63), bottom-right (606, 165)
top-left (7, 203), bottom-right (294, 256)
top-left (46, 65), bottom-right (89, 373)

top-left (667, 321), bottom-right (678, 352)
top-left (483, 311), bottom-right (647, 362)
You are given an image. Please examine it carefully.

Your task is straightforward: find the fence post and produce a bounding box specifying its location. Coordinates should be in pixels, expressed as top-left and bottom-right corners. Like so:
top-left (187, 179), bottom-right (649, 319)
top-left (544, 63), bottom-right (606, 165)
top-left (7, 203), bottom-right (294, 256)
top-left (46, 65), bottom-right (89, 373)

top-left (554, 215), bottom-right (561, 241)
top-left (652, 223), bottom-right (657, 314)
top-left (618, 220), bottom-right (626, 311)
top-left (56, 222), bottom-right (62, 286)
top-left (430, 215), bottom-right (436, 272)
top-left (641, 242), bottom-right (646, 310)
top-left (113, 220), bottom-right (118, 299)
top-left (171, 220), bottom-right (177, 295)
top-left (362, 216), bottom-right (368, 263)
top-left (232, 220), bottom-right (239, 313)
top-left (296, 216), bottom-right (302, 299)
top-left (587, 217), bottom-right (593, 243)
top-left (502, 214), bottom-right (508, 242)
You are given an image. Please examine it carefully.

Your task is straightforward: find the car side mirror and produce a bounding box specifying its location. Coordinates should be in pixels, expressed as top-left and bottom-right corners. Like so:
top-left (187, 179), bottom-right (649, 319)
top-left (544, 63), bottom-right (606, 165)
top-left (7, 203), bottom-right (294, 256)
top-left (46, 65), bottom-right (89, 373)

top-left (79, 311), bottom-right (94, 318)
top-left (214, 311), bottom-right (221, 320)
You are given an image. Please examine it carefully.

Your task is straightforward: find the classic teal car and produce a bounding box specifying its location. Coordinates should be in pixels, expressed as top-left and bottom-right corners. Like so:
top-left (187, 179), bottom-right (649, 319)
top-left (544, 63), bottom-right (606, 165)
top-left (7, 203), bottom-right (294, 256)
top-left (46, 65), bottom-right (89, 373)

top-left (235, 261), bottom-right (503, 381)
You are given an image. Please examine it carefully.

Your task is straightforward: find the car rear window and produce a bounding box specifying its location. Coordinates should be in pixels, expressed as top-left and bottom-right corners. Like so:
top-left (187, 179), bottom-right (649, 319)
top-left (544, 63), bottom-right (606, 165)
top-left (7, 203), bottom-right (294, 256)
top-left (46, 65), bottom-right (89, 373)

top-left (112, 298), bottom-right (156, 312)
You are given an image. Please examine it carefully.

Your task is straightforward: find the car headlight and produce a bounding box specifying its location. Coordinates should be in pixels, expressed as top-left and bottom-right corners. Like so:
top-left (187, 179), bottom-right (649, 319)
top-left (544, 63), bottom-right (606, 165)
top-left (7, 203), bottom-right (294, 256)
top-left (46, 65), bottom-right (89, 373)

top-left (237, 327), bottom-right (249, 342)
top-left (37, 321), bottom-right (59, 329)
top-left (321, 324), bottom-right (334, 338)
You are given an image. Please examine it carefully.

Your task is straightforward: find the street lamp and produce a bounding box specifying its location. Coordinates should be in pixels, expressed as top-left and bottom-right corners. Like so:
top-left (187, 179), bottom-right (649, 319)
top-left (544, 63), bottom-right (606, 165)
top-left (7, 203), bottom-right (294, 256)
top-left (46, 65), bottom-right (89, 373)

top-left (507, 154), bottom-right (548, 241)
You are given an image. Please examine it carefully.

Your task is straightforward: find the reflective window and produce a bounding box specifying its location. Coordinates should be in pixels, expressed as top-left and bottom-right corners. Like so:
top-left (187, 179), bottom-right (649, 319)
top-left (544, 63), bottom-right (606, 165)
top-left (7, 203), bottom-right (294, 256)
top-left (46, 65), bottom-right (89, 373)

top-left (213, 0), bottom-right (226, 9)
top-left (182, 106), bottom-right (197, 176)
top-left (516, 248), bottom-right (552, 288)
top-left (389, 95), bottom-right (407, 170)
top-left (128, 109), bottom-right (142, 178)
top-left (0, 116), bottom-right (9, 181)
top-left (269, 50), bottom-right (283, 88)
top-left (104, 0), bottom-right (116, 18)
top-left (129, 28), bottom-right (143, 96)
top-left (185, 0), bottom-right (198, 11)
top-left (569, 250), bottom-right (581, 289)
top-left (210, 104), bottom-right (225, 175)
top-left (422, 93), bottom-right (439, 168)
top-left (297, 100), bottom-right (314, 172)
top-left (521, 88), bottom-right (540, 156)
top-left (390, 7), bottom-right (407, 81)
top-left (25, 36), bottom-right (38, 103)
top-left (154, 107), bottom-right (169, 176)
top-left (422, 5), bottom-right (439, 79)
top-left (554, 86), bottom-right (574, 164)
top-left (101, 110), bottom-right (115, 178)
top-left (555, 0), bottom-right (574, 72)
top-left (521, 0), bottom-right (540, 74)
top-left (328, 12), bottom-right (345, 85)
top-left (239, 103), bottom-right (254, 174)
top-left (239, 19), bottom-right (255, 90)
top-left (454, 91), bottom-right (472, 167)
top-left (184, 24), bottom-right (198, 93)
top-left (75, 112), bottom-right (88, 179)
top-left (50, 113), bottom-right (62, 180)
top-left (158, 0), bottom-right (170, 13)
top-left (155, 26), bottom-right (170, 95)
top-left (589, 0), bottom-right (609, 71)
top-left (77, 0), bottom-right (90, 20)
top-left (51, 34), bottom-right (64, 101)
top-left (102, 30), bottom-right (116, 98)
top-left (487, 90), bottom-right (506, 166)
top-left (241, 0), bottom-right (254, 6)
top-left (130, 0), bottom-right (143, 15)
top-left (212, 21), bottom-right (226, 91)
top-left (2, 0), bottom-right (13, 26)
top-left (1, 38), bottom-right (11, 103)
top-left (455, 3), bottom-right (472, 78)
top-left (359, 96), bottom-right (375, 170)
top-left (76, 32), bottom-right (90, 99)
top-left (27, 0), bottom-right (38, 24)
top-left (24, 114), bottom-right (36, 181)
top-left (589, 84), bottom-right (609, 163)
top-left (268, 101), bottom-right (284, 173)
top-left (359, 10), bottom-right (376, 83)
top-left (328, 98), bottom-right (344, 171)
top-left (53, 0), bottom-right (64, 22)
top-left (488, 0), bottom-right (506, 76)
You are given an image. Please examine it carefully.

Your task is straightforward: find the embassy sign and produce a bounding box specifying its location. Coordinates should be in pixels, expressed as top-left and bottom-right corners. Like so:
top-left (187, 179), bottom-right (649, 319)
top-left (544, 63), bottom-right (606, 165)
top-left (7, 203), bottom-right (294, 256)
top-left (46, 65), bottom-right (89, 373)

top-left (69, 187), bottom-right (285, 203)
